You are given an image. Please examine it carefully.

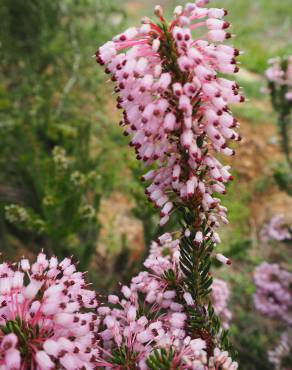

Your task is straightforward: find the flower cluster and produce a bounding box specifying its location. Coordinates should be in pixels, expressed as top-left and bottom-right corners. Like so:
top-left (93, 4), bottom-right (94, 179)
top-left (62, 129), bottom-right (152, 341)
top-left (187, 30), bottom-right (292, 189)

top-left (146, 236), bottom-right (231, 326)
top-left (260, 214), bottom-right (292, 242)
top-left (266, 56), bottom-right (292, 101)
top-left (211, 279), bottom-right (231, 329)
top-left (268, 330), bottom-right (292, 370)
top-left (253, 262), bottom-right (292, 325)
top-left (96, 1), bottom-right (244, 366)
top-left (97, 236), bottom-right (236, 369)
top-left (97, 1), bottom-right (244, 229)
top-left (0, 253), bottom-right (99, 369)
top-left (0, 240), bottom-right (235, 369)
top-left (52, 146), bottom-right (70, 171)
top-left (5, 204), bottom-right (46, 235)
top-left (265, 55), bottom-right (292, 171)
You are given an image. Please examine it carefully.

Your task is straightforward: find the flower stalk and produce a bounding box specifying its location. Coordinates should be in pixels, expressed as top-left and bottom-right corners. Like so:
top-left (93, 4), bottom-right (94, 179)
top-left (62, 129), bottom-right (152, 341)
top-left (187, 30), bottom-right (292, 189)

top-left (266, 56), bottom-right (292, 169)
top-left (97, 1), bottom-right (244, 367)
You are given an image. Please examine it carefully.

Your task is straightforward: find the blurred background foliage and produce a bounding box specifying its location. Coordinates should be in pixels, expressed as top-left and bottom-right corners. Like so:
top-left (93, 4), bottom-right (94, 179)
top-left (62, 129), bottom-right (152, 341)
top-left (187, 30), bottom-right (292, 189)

top-left (0, 0), bottom-right (291, 369)
top-left (0, 0), bottom-right (129, 268)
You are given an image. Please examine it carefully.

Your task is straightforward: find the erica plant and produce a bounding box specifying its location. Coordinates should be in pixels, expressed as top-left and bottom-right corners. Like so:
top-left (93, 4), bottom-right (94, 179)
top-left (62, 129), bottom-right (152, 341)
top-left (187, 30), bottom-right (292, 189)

top-left (0, 253), bottom-right (99, 369)
top-left (253, 262), bottom-right (292, 370)
top-left (253, 262), bottom-right (292, 325)
top-left (268, 331), bottom-right (292, 370)
top-left (265, 56), bottom-right (292, 170)
top-left (97, 237), bottom-right (234, 369)
top-left (260, 214), bottom-right (292, 243)
top-left (96, 1), bottom-right (244, 368)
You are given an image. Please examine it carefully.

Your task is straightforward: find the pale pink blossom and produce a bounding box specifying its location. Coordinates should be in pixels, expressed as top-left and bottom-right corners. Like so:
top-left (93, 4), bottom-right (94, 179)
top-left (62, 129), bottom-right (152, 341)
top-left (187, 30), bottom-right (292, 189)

top-left (97, 235), bottom-right (236, 368)
top-left (261, 215), bottom-right (291, 242)
top-left (0, 253), bottom-right (99, 369)
top-left (285, 91), bottom-right (292, 101)
top-left (253, 262), bottom-right (292, 324)
top-left (96, 0), bottom-right (243, 234)
top-left (211, 279), bottom-right (232, 329)
top-left (268, 331), bottom-right (292, 370)
top-left (266, 56), bottom-right (292, 87)
top-left (96, 1), bottom-right (242, 367)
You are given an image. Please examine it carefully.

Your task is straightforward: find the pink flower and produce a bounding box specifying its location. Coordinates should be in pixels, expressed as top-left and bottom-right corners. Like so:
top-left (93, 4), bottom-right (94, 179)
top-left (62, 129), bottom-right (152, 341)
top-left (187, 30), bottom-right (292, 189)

top-left (96, 1), bottom-right (243, 366)
top-left (0, 333), bottom-right (20, 369)
top-left (97, 0), bottom-right (243, 232)
top-left (0, 253), bottom-right (99, 369)
top-left (211, 279), bottom-right (232, 329)
top-left (266, 59), bottom-right (285, 85)
top-left (266, 56), bottom-right (292, 87)
top-left (253, 262), bottom-right (292, 324)
top-left (96, 234), bottom-right (235, 367)
top-left (285, 91), bottom-right (292, 101)
top-left (268, 331), bottom-right (292, 370)
top-left (261, 215), bottom-right (291, 242)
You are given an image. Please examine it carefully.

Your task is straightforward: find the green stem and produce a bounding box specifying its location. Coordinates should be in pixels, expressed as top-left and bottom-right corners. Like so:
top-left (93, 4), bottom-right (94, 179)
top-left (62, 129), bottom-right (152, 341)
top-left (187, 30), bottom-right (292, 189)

top-left (278, 113), bottom-right (292, 170)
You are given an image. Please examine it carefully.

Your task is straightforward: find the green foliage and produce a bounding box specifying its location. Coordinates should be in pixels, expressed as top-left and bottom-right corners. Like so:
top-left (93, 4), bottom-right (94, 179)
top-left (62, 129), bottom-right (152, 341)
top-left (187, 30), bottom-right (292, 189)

top-left (179, 207), bottom-right (214, 303)
top-left (266, 57), bottom-right (292, 193)
top-left (1, 317), bottom-right (40, 360)
top-left (0, 0), bottom-right (60, 66)
top-left (273, 161), bottom-right (292, 195)
top-left (282, 354), bottom-right (292, 369)
top-left (3, 145), bottom-right (102, 268)
top-left (220, 178), bottom-right (251, 248)
top-left (0, 0), bottom-right (126, 265)
top-left (178, 207), bottom-right (231, 350)
top-left (146, 348), bottom-right (179, 370)
top-left (223, 239), bottom-right (253, 263)
top-left (108, 345), bottom-right (138, 368)
top-left (230, 315), bottom-right (274, 370)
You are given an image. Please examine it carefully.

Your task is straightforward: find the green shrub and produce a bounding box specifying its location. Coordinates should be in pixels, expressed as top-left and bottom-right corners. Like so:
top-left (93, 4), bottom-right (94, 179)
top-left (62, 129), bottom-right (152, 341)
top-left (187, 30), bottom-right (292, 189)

top-left (0, 0), bottom-right (125, 267)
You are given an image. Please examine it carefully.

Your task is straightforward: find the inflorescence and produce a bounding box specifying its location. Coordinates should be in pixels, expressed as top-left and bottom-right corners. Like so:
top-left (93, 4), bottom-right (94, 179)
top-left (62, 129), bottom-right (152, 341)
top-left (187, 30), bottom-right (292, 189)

top-left (0, 253), bottom-right (99, 369)
top-left (0, 1), bottom-right (246, 368)
top-left (97, 1), bottom-right (244, 231)
top-left (96, 1), bottom-right (245, 368)
top-left (253, 262), bottom-right (292, 325)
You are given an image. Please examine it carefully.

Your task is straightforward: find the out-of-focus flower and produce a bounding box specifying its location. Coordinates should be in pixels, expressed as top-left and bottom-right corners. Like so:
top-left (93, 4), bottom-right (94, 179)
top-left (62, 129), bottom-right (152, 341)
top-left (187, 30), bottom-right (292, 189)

top-left (0, 253), bottom-right (99, 369)
top-left (285, 91), bottom-right (292, 101)
top-left (79, 204), bottom-right (96, 220)
top-left (268, 331), bottom-right (292, 370)
top-left (70, 171), bottom-right (86, 187)
top-left (5, 204), bottom-right (29, 224)
top-left (261, 215), bottom-right (291, 242)
top-left (266, 58), bottom-right (285, 85)
top-left (42, 195), bottom-right (55, 207)
top-left (52, 146), bottom-right (69, 170)
top-left (266, 56), bottom-right (292, 88)
top-left (253, 262), bottom-right (292, 324)
top-left (5, 205), bottom-right (47, 234)
top-left (265, 56), bottom-right (292, 170)
top-left (212, 278), bottom-right (232, 329)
